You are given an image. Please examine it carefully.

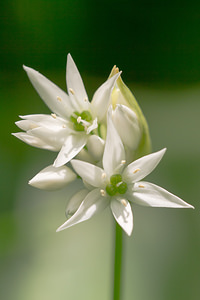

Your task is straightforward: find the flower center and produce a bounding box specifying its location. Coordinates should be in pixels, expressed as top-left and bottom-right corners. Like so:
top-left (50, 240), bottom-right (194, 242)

top-left (70, 110), bottom-right (93, 132)
top-left (105, 174), bottom-right (128, 196)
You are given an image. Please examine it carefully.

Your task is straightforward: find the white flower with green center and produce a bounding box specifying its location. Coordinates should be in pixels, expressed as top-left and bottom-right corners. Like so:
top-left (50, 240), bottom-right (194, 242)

top-left (13, 54), bottom-right (119, 167)
top-left (57, 107), bottom-right (194, 236)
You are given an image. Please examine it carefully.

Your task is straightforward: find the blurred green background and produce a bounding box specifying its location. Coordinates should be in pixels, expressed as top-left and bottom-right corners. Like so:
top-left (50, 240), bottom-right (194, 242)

top-left (1, 1), bottom-right (200, 299)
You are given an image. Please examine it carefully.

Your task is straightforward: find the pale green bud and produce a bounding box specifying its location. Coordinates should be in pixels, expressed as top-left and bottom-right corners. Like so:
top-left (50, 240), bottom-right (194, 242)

top-left (109, 66), bottom-right (151, 157)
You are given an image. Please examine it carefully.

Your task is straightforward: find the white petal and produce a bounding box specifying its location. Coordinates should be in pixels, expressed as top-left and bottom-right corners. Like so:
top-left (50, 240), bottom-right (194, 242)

top-left (15, 120), bottom-right (38, 131)
top-left (23, 65), bottom-right (73, 118)
top-left (56, 188), bottom-right (109, 231)
top-left (91, 73), bottom-right (120, 122)
top-left (71, 159), bottom-right (106, 187)
top-left (103, 106), bottom-right (125, 176)
top-left (29, 165), bottom-right (76, 190)
top-left (111, 198), bottom-right (133, 236)
top-left (122, 148), bottom-right (166, 183)
top-left (20, 114), bottom-right (69, 130)
top-left (28, 126), bottom-right (70, 151)
top-left (54, 134), bottom-right (87, 167)
top-left (66, 54), bottom-right (89, 111)
top-left (112, 104), bottom-right (141, 150)
top-left (66, 189), bottom-right (89, 218)
top-left (87, 135), bottom-right (105, 161)
top-left (12, 132), bottom-right (57, 151)
top-left (128, 181), bottom-right (194, 208)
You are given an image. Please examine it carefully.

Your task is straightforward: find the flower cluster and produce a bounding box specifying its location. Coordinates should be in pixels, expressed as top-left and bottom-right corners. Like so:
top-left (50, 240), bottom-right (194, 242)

top-left (13, 54), bottom-right (193, 236)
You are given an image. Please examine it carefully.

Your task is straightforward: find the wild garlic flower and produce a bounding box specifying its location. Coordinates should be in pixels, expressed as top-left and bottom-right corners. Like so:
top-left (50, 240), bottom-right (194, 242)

top-left (57, 107), bottom-right (193, 236)
top-left (13, 54), bottom-right (119, 167)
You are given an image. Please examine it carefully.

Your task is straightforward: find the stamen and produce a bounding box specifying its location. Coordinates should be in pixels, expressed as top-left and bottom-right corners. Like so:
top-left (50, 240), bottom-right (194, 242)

top-left (57, 96), bottom-right (62, 101)
top-left (77, 116), bottom-right (82, 124)
top-left (101, 173), bottom-right (107, 179)
top-left (139, 184), bottom-right (145, 188)
top-left (62, 124), bottom-right (67, 128)
top-left (84, 125), bottom-right (88, 132)
top-left (100, 189), bottom-right (106, 196)
top-left (121, 199), bottom-right (127, 207)
top-left (69, 88), bottom-right (75, 95)
top-left (51, 113), bottom-right (57, 119)
top-left (133, 168), bottom-right (141, 174)
top-left (116, 181), bottom-right (123, 187)
top-left (121, 160), bottom-right (126, 165)
top-left (84, 97), bottom-right (88, 102)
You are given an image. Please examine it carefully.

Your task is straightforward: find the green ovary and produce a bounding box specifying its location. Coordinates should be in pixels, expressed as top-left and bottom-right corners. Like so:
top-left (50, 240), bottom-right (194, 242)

top-left (106, 174), bottom-right (128, 196)
top-left (70, 110), bottom-right (93, 132)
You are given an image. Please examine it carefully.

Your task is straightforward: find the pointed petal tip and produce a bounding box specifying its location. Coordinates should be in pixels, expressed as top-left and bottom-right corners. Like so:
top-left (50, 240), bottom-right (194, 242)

top-left (28, 179), bottom-right (35, 187)
top-left (186, 203), bottom-right (195, 209)
top-left (158, 147), bottom-right (167, 157)
top-left (67, 53), bottom-right (72, 59)
top-left (56, 226), bottom-right (62, 232)
top-left (23, 65), bottom-right (30, 72)
top-left (23, 65), bottom-right (40, 77)
top-left (67, 53), bottom-right (74, 64)
top-left (126, 228), bottom-right (133, 236)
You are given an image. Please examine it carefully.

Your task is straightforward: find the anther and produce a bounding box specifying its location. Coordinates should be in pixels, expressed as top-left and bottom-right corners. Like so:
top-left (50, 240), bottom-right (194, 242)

top-left (69, 88), bottom-right (75, 95)
top-left (133, 168), bottom-right (141, 174)
top-left (57, 96), bottom-right (62, 101)
top-left (139, 184), bottom-right (145, 188)
top-left (121, 199), bottom-right (127, 207)
top-left (62, 124), bottom-right (67, 128)
top-left (101, 173), bottom-right (107, 179)
top-left (51, 113), bottom-right (57, 119)
top-left (84, 97), bottom-right (88, 102)
top-left (100, 189), bottom-right (106, 196)
top-left (121, 160), bottom-right (126, 165)
top-left (77, 116), bottom-right (82, 124)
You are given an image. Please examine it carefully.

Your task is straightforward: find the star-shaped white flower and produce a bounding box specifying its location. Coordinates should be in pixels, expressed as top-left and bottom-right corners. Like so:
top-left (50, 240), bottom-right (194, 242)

top-left (13, 54), bottom-right (119, 167)
top-left (57, 107), bottom-right (194, 236)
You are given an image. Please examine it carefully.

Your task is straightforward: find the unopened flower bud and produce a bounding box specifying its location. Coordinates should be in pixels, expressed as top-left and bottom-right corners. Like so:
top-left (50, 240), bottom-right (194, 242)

top-left (86, 135), bottom-right (105, 161)
top-left (109, 67), bottom-right (151, 157)
top-left (112, 104), bottom-right (141, 151)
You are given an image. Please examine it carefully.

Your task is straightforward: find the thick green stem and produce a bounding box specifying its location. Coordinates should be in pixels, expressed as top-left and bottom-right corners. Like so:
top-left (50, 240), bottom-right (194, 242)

top-left (113, 223), bottom-right (123, 300)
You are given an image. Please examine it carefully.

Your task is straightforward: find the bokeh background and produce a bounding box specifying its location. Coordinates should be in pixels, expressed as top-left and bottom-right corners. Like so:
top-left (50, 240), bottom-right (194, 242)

top-left (1, 1), bottom-right (200, 299)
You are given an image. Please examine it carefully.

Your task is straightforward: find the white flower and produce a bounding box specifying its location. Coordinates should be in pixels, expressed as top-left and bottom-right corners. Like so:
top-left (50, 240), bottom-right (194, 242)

top-left (13, 54), bottom-right (119, 167)
top-left (57, 107), bottom-right (194, 236)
